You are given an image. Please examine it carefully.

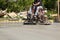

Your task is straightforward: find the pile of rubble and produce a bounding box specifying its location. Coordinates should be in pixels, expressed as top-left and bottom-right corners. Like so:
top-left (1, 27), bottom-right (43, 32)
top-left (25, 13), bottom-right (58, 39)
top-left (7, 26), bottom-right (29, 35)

top-left (0, 10), bottom-right (27, 21)
top-left (0, 10), bottom-right (7, 17)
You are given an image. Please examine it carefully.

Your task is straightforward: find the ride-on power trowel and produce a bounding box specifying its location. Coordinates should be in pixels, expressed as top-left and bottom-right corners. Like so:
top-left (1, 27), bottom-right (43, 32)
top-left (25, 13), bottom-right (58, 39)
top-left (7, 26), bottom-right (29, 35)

top-left (23, 6), bottom-right (51, 25)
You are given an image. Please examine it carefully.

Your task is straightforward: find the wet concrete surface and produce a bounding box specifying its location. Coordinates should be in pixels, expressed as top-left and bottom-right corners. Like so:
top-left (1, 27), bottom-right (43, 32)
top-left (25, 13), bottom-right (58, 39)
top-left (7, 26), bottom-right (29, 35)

top-left (0, 22), bottom-right (60, 40)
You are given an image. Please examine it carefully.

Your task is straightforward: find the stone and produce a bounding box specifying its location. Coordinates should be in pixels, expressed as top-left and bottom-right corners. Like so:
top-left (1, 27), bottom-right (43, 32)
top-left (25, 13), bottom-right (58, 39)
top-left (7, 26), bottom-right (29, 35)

top-left (8, 12), bottom-right (17, 18)
top-left (4, 15), bottom-right (8, 18)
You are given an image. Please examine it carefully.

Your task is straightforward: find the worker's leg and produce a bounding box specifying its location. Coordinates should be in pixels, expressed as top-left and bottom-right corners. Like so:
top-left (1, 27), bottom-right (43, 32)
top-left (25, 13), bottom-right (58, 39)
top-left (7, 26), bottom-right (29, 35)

top-left (28, 7), bottom-right (32, 14)
top-left (35, 6), bottom-right (43, 16)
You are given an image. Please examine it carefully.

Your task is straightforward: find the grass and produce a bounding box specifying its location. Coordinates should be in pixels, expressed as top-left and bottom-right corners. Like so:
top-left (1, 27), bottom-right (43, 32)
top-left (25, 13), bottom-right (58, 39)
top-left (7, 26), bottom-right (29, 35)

top-left (46, 10), bottom-right (57, 19)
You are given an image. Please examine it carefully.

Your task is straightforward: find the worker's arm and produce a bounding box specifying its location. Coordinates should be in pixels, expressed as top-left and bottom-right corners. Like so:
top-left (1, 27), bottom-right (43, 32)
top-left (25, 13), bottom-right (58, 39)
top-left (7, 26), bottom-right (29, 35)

top-left (33, 2), bottom-right (40, 6)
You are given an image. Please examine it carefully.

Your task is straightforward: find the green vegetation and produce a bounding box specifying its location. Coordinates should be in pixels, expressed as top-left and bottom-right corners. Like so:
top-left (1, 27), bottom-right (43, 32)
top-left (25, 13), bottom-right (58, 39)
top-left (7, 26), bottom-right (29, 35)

top-left (0, 0), bottom-right (57, 13)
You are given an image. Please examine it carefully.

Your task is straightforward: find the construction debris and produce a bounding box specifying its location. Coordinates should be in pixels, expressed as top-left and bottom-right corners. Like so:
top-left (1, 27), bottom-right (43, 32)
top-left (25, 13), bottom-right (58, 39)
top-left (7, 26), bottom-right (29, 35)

top-left (8, 12), bottom-right (17, 18)
top-left (0, 10), bottom-right (6, 17)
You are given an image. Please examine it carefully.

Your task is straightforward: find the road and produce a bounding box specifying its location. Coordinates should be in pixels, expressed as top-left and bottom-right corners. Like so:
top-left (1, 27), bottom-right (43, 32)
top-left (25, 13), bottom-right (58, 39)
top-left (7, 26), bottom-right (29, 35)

top-left (0, 22), bottom-right (60, 40)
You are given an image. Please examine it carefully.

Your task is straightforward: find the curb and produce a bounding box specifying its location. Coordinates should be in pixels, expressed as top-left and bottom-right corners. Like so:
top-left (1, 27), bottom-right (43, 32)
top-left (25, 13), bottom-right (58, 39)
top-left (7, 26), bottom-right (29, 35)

top-left (0, 20), bottom-right (25, 23)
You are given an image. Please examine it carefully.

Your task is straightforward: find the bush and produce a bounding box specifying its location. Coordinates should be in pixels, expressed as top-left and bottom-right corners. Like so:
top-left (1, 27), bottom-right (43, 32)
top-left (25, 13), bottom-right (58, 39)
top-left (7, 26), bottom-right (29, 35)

top-left (0, 0), bottom-right (57, 13)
